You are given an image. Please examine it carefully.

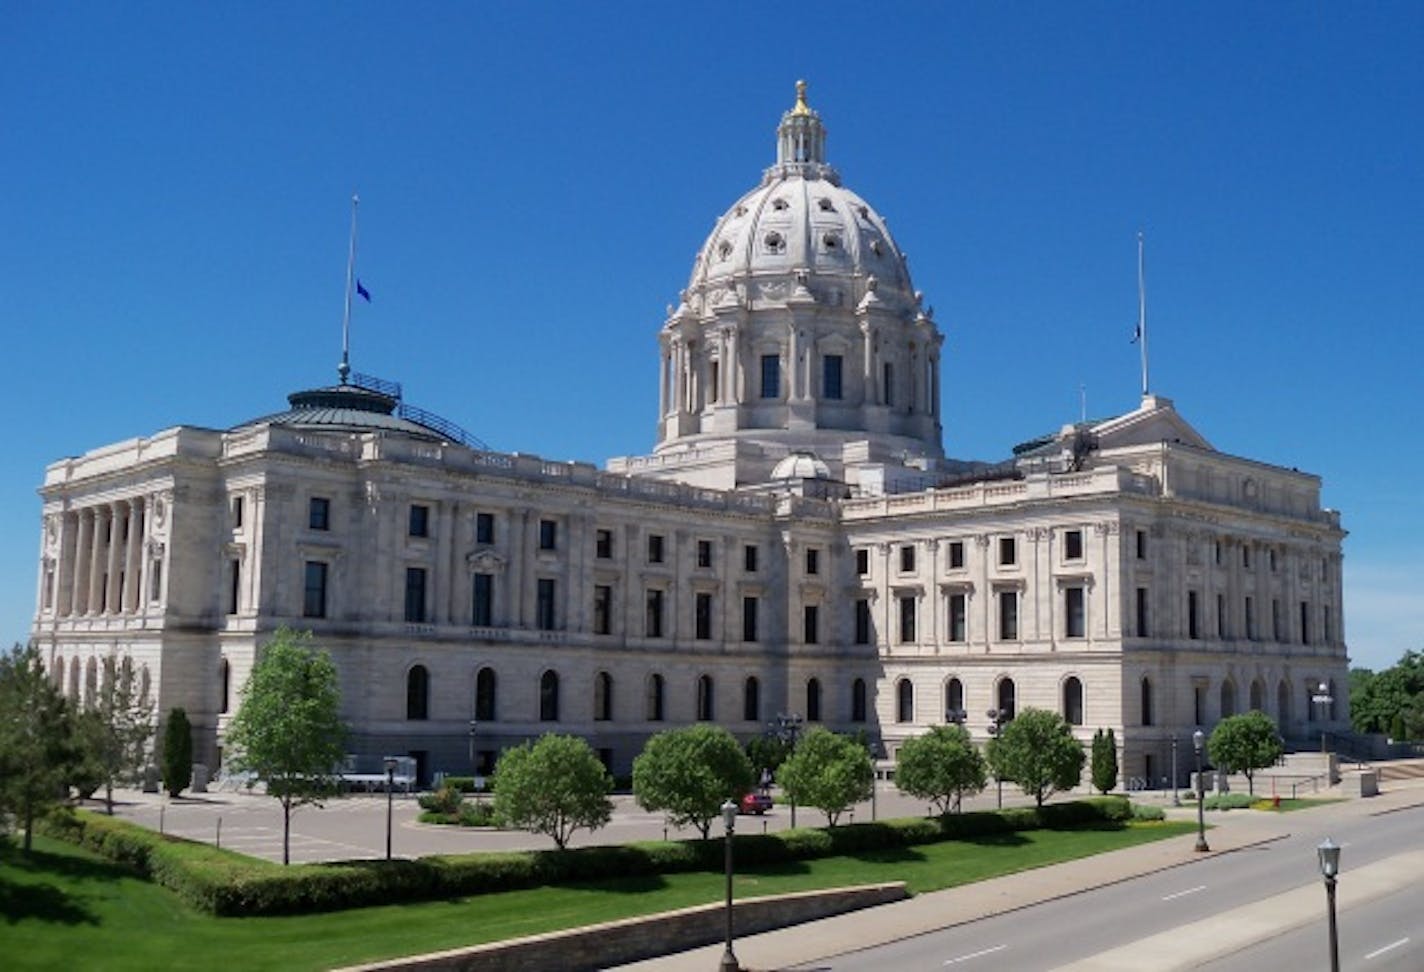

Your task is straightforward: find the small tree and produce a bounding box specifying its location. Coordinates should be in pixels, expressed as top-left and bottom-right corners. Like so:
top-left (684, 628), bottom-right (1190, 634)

top-left (78, 655), bottom-right (155, 814)
top-left (777, 727), bottom-right (873, 826)
top-left (0, 644), bottom-right (78, 852)
top-left (896, 724), bottom-right (987, 815)
top-left (744, 734), bottom-right (792, 777)
top-left (987, 708), bottom-right (1086, 807)
top-left (161, 707), bottom-right (194, 798)
top-left (1090, 727), bottom-right (1119, 794)
top-left (226, 628), bottom-right (347, 865)
top-left (1208, 711), bottom-right (1283, 795)
top-left (633, 725), bottom-right (754, 839)
top-left (493, 733), bottom-right (613, 849)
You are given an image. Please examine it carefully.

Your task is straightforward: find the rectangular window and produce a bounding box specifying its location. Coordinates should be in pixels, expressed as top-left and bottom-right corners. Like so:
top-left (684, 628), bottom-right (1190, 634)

top-left (409, 504), bottom-right (430, 538)
top-left (823, 354), bottom-right (843, 400)
top-left (593, 584), bottom-right (612, 635)
top-left (1194, 685), bottom-right (1206, 725)
top-left (1135, 587), bottom-right (1149, 637)
top-left (1136, 530), bottom-right (1147, 560)
top-left (1215, 540), bottom-right (1223, 565)
top-left (536, 578), bottom-right (556, 630)
top-left (760, 354), bottom-right (780, 398)
top-left (473, 573), bottom-right (493, 626)
top-left (948, 592), bottom-right (967, 642)
top-left (149, 559), bottom-right (162, 602)
top-left (1272, 599), bottom-right (1282, 641)
top-left (308, 497), bottom-right (330, 531)
top-left (899, 595), bottom-right (917, 642)
top-left (595, 528), bottom-right (613, 559)
top-left (998, 590), bottom-right (1018, 641)
top-left (1065, 587), bottom-right (1086, 638)
top-left (303, 561), bottom-right (327, 618)
top-left (1217, 593), bottom-right (1227, 638)
top-left (476, 512), bottom-right (495, 544)
top-left (1243, 545), bottom-right (1252, 569)
top-left (43, 568), bottom-right (54, 610)
top-left (538, 519), bottom-right (557, 551)
top-left (1300, 601), bottom-right (1310, 644)
top-left (854, 598), bottom-right (872, 644)
top-left (805, 548), bottom-right (819, 575)
top-left (697, 539), bottom-right (713, 568)
top-left (1270, 549), bottom-right (1278, 572)
top-left (404, 567), bottom-right (427, 623)
top-left (744, 544), bottom-right (758, 572)
top-left (695, 591), bottom-right (713, 640)
top-left (645, 589), bottom-right (664, 637)
top-left (1245, 596), bottom-right (1256, 640)
top-left (227, 559), bottom-right (241, 615)
top-left (882, 361), bottom-right (894, 406)
top-left (742, 596), bottom-right (759, 642)
top-left (1064, 529), bottom-right (1084, 561)
top-left (232, 495), bottom-right (244, 529)
top-left (647, 534), bottom-right (665, 564)
top-left (856, 548), bottom-right (869, 575)
top-left (804, 604), bottom-right (819, 644)
top-left (899, 544), bottom-right (916, 572)
top-left (1187, 590), bottom-right (1199, 639)
top-left (999, 537), bottom-right (1017, 566)
top-left (948, 540), bottom-right (965, 570)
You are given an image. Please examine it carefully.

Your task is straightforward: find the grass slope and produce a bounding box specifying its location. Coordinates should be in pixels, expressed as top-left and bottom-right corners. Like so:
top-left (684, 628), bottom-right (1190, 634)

top-left (2, 822), bottom-right (1195, 971)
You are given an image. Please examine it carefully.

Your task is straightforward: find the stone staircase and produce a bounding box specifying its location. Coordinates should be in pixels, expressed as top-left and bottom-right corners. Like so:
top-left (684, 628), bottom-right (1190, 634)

top-left (1375, 758), bottom-right (1424, 782)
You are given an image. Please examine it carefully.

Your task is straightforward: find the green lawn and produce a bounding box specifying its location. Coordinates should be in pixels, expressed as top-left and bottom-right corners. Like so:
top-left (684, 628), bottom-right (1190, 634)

top-left (1, 822), bottom-right (1195, 971)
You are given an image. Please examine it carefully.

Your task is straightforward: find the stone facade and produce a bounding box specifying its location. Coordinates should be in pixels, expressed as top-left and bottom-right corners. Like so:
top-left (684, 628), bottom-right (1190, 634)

top-left (30, 84), bottom-right (1349, 786)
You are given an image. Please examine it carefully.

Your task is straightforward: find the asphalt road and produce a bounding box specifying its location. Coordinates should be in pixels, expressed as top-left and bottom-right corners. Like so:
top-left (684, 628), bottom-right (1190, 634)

top-left (795, 803), bottom-right (1424, 971)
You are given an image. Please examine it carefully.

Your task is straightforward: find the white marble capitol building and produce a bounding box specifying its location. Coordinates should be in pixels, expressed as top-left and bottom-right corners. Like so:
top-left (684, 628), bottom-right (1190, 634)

top-left (32, 84), bottom-right (1349, 785)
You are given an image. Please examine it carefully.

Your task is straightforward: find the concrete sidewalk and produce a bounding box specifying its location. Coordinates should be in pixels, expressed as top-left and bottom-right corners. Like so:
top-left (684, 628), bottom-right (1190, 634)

top-left (613, 783), bottom-right (1424, 972)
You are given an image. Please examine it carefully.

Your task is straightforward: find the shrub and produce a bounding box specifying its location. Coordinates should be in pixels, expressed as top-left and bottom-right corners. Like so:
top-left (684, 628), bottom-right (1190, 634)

top-left (1129, 802), bottom-right (1166, 821)
top-left (1203, 793), bottom-right (1255, 811)
top-left (418, 784), bottom-right (464, 816)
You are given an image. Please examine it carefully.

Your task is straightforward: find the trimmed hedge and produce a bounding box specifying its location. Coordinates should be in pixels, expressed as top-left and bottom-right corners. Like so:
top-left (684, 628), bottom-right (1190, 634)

top-left (40, 796), bottom-right (1135, 917)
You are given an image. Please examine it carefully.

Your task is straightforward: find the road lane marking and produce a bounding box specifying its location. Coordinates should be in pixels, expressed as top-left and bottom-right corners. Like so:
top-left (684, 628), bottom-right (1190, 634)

top-left (1365, 938), bottom-right (1408, 960)
top-left (944, 944), bottom-right (1006, 965)
top-left (1161, 885), bottom-right (1207, 901)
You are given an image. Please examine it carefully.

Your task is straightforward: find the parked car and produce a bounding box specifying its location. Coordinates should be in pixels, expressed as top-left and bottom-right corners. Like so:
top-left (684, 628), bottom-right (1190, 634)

top-left (739, 791), bottom-right (773, 815)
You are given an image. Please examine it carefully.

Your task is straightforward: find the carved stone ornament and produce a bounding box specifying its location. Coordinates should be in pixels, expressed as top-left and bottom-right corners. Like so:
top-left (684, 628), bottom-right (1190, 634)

top-left (466, 549), bottom-right (507, 574)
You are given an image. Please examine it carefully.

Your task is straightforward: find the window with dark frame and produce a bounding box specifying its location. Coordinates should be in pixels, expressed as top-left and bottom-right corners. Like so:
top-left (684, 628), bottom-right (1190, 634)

top-left (232, 496), bottom-right (244, 529)
top-left (404, 567), bottom-right (427, 623)
top-left (303, 561), bottom-right (327, 618)
top-left (594, 672), bottom-right (612, 721)
top-left (406, 665), bottom-right (429, 720)
top-left (1188, 590), bottom-right (1200, 639)
top-left (540, 670), bottom-right (559, 721)
top-left (805, 548), bottom-right (819, 575)
top-left (538, 519), bottom-right (557, 551)
top-left (851, 678), bottom-right (867, 723)
top-left (743, 676), bottom-right (759, 722)
top-left (695, 591), bottom-right (713, 639)
top-left (645, 589), bottom-right (664, 638)
top-left (308, 497), bottom-right (330, 531)
top-left (1136, 530), bottom-right (1147, 560)
top-left (228, 559), bottom-right (240, 615)
top-left (1064, 529), bottom-right (1083, 561)
top-left (948, 540), bottom-right (965, 569)
top-left (1136, 587), bottom-right (1149, 637)
top-left (854, 598), bottom-right (871, 644)
top-left (476, 512), bottom-right (495, 544)
top-left (593, 584), bottom-right (612, 635)
top-left (803, 604), bottom-right (819, 644)
top-left (697, 539), bottom-right (713, 568)
top-left (595, 528), bottom-right (613, 559)
top-left (899, 594), bottom-right (916, 642)
top-left (899, 545), bottom-right (916, 572)
top-left (744, 544), bottom-right (758, 572)
top-left (998, 589), bottom-right (1018, 640)
top-left (647, 533), bottom-right (665, 563)
top-left (856, 548), bottom-right (869, 574)
top-left (806, 678), bottom-right (822, 721)
top-left (742, 596), bottom-right (758, 641)
top-left (999, 537), bottom-right (1017, 566)
top-left (473, 573), bottom-right (493, 626)
top-left (823, 354), bottom-right (843, 399)
top-left (760, 354), bottom-right (780, 398)
top-left (948, 592), bottom-right (967, 641)
top-left (536, 578), bottom-right (556, 630)
top-left (646, 673), bottom-right (665, 721)
top-left (697, 675), bottom-right (714, 721)
top-left (409, 504), bottom-right (430, 538)
top-left (475, 667), bottom-right (496, 721)
top-left (1065, 586), bottom-right (1085, 638)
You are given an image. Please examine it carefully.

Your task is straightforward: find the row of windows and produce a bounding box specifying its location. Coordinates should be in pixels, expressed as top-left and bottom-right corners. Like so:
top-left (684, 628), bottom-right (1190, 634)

top-left (758, 354), bottom-right (847, 401)
top-left (856, 531), bottom-right (1085, 577)
top-left (892, 676), bottom-right (1085, 726)
top-left (402, 666), bottom-right (872, 725)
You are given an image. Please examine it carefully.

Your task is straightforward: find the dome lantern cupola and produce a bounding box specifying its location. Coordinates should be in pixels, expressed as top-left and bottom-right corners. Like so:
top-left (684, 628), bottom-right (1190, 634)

top-left (776, 80), bottom-right (830, 172)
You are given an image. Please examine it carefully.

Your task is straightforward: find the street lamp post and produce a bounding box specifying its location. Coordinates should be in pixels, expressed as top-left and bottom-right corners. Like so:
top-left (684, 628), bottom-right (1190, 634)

top-left (719, 798), bottom-right (740, 972)
top-left (468, 719), bottom-right (478, 774)
top-left (1192, 730), bottom-right (1209, 852)
top-left (986, 708), bottom-right (1008, 808)
top-left (1312, 681), bottom-right (1334, 755)
top-left (1317, 837), bottom-right (1341, 972)
top-left (1170, 733), bottom-right (1180, 807)
top-left (382, 756), bottom-right (398, 860)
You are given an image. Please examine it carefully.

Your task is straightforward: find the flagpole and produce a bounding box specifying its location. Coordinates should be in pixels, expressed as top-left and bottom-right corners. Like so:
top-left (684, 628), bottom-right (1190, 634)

top-left (339, 194), bottom-right (360, 384)
top-left (1137, 230), bottom-right (1149, 398)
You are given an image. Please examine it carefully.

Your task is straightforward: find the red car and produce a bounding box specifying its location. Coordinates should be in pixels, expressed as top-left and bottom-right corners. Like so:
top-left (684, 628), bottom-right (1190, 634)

top-left (739, 791), bottom-right (773, 815)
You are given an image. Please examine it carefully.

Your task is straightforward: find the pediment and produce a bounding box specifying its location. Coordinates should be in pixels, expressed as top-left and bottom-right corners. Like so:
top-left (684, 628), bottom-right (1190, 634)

top-left (1092, 395), bottom-right (1212, 452)
top-left (466, 549), bottom-right (507, 573)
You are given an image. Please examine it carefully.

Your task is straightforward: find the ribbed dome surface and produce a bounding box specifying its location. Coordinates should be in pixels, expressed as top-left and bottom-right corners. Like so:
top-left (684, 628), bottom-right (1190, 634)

top-left (770, 451), bottom-right (834, 481)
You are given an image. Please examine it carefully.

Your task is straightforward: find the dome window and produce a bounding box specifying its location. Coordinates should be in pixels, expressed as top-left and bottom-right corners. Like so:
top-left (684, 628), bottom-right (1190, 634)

top-left (822, 232), bottom-right (840, 250)
top-left (870, 240), bottom-right (883, 257)
top-left (764, 231), bottom-right (785, 253)
top-left (771, 197), bottom-right (789, 211)
top-left (717, 240), bottom-right (733, 261)
top-left (734, 205), bottom-right (748, 217)
top-left (858, 205), bottom-right (869, 220)
top-left (817, 197), bottom-right (834, 212)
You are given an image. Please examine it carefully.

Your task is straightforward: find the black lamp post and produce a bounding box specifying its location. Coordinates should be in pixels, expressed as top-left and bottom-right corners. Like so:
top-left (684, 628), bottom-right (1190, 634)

top-left (719, 798), bottom-right (740, 972)
top-left (986, 708), bottom-right (1008, 808)
top-left (1318, 837), bottom-right (1341, 972)
top-left (1192, 730), bottom-right (1209, 852)
top-left (383, 756), bottom-right (398, 860)
top-left (468, 719), bottom-right (478, 775)
top-left (1313, 681), bottom-right (1333, 755)
top-left (1170, 733), bottom-right (1181, 807)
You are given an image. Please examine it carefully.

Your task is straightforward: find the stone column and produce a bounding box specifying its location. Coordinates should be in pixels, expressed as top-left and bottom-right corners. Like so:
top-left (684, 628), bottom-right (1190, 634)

top-left (72, 509), bottom-right (93, 615)
top-left (123, 500), bottom-right (144, 612)
top-left (787, 326), bottom-right (800, 400)
top-left (57, 512), bottom-right (78, 615)
top-left (86, 507), bottom-right (108, 614)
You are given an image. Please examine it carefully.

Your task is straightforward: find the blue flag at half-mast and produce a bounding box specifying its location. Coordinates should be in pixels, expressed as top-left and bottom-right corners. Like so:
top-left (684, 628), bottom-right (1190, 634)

top-left (356, 279), bottom-right (371, 302)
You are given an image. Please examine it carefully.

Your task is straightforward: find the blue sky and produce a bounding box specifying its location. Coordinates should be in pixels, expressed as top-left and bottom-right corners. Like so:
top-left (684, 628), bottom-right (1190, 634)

top-left (4, 3), bottom-right (1421, 670)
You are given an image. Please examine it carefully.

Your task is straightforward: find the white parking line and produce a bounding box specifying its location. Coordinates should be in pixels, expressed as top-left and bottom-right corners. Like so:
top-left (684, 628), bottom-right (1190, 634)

top-left (1365, 938), bottom-right (1408, 960)
top-left (944, 944), bottom-right (1006, 965)
top-left (1161, 884), bottom-right (1207, 901)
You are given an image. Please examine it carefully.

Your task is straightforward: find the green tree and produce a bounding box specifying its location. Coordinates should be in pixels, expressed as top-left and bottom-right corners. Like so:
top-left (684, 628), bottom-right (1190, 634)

top-left (633, 725), bottom-right (754, 839)
top-left (986, 708), bottom-right (1086, 807)
top-left (226, 628), bottom-right (347, 865)
top-left (1350, 652), bottom-right (1424, 739)
top-left (76, 655), bottom-right (156, 815)
top-left (778, 727), bottom-right (873, 826)
top-left (1090, 727), bottom-right (1119, 794)
top-left (161, 707), bottom-right (194, 798)
top-left (1207, 711), bottom-right (1283, 795)
top-left (492, 733), bottom-right (613, 849)
top-left (895, 724), bottom-right (987, 815)
top-left (744, 734), bottom-right (792, 776)
top-left (0, 644), bottom-right (78, 853)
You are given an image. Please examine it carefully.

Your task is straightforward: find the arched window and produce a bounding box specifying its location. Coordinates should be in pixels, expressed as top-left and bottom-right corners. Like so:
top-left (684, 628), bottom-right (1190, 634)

top-left (219, 658), bottom-right (230, 714)
top-left (1141, 676), bottom-right (1154, 726)
top-left (1277, 679), bottom-right (1291, 724)
top-left (997, 677), bottom-right (1017, 721)
top-left (540, 670), bottom-right (560, 721)
top-left (646, 673), bottom-right (665, 721)
top-left (743, 676), bottom-right (759, 722)
top-left (406, 665), bottom-right (430, 720)
top-left (944, 677), bottom-right (965, 720)
top-left (475, 667), bottom-right (497, 721)
top-left (806, 678), bottom-right (822, 722)
top-left (1220, 679), bottom-right (1237, 719)
top-left (1249, 679), bottom-right (1264, 712)
top-left (1063, 676), bottom-right (1084, 726)
top-left (851, 678), bottom-right (867, 723)
top-left (697, 675), bottom-right (714, 721)
top-left (594, 671), bottom-right (613, 721)
top-left (896, 678), bottom-right (914, 723)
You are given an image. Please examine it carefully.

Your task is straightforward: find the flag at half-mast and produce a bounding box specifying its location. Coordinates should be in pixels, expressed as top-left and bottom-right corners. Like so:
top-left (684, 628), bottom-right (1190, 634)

top-left (356, 279), bottom-right (371, 302)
